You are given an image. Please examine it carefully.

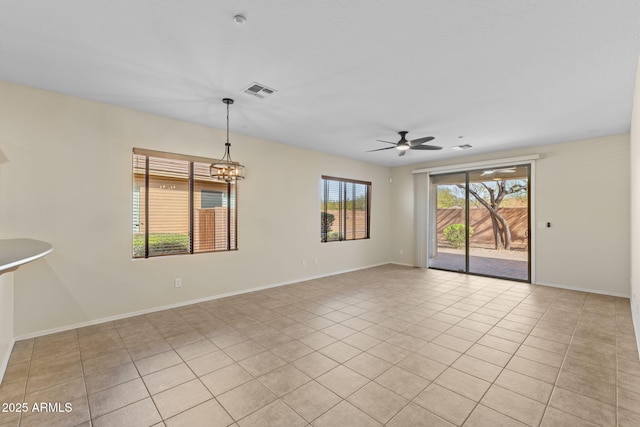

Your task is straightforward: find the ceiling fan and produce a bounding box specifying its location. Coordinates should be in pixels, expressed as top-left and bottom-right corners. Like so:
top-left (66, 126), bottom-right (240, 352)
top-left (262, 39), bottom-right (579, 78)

top-left (368, 131), bottom-right (442, 156)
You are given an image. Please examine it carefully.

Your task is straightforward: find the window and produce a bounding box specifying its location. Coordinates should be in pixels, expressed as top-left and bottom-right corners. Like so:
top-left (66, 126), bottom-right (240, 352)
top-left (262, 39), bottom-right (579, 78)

top-left (132, 148), bottom-right (237, 258)
top-left (321, 176), bottom-right (371, 242)
top-left (201, 190), bottom-right (224, 208)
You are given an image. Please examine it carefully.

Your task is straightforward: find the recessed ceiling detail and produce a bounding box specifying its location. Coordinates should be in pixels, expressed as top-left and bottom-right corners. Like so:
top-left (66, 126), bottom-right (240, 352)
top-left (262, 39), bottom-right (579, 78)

top-left (243, 83), bottom-right (276, 99)
top-left (452, 144), bottom-right (473, 151)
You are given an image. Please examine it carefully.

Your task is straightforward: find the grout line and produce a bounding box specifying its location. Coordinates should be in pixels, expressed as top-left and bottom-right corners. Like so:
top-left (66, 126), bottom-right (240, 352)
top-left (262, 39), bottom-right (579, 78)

top-left (422, 275), bottom-right (553, 426)
top-left (616, 305), bottom-right (620, 427)
top-left (111, 317), bottom-right (165, 424)
top-left (307, 271), bottom-right (544, 425)
top-left (7, 266), bottom-right (635, 427)
top-left (534, 289), bottom-right (582, 426)
top-left (73, 328), bottom-right (94, 426)
top-left (16, 341), bottom-right (33, 426)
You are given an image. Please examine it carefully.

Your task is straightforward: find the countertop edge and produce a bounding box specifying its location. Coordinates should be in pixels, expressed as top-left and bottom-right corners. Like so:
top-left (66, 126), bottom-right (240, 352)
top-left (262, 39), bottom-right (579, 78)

top-left (0, 239), bottom-right (54, 275)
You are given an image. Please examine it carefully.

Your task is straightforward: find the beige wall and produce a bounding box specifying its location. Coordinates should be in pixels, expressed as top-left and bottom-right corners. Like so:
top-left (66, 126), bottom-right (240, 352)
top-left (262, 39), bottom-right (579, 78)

top-left (0, 81), bottom-right (392, 336)
top-left (1, 77), bottom-right (635, 339)
top-left (391, 134), bottom-right (631, 296)
top-left (630, 53), bottom-right (640, 346)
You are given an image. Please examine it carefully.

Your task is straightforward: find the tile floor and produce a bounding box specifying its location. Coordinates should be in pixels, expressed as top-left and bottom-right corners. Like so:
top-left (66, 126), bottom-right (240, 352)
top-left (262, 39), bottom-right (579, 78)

top-left (1, 264), bottom-right (639, 426)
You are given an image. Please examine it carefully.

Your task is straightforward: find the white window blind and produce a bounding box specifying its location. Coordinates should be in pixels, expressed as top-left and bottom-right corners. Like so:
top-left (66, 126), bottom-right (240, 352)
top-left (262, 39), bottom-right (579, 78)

top-left (321, 176), bottom-right (371, 242)
top-left (132, 149), bottom-right (237, 258)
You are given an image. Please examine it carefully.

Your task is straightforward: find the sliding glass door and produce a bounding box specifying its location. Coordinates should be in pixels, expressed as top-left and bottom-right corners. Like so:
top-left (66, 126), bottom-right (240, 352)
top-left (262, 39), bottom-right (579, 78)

top-left (428, 173), bottom-right (467, 273)
top-left (428, 164), bottom-right (530, 282)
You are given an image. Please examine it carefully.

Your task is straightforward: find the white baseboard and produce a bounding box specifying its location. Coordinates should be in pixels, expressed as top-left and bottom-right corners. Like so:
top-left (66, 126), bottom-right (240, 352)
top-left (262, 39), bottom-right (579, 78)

top-left (0, 338), bottom-right (15, 384)
top-left (13, 264), bottom-right (633, 342)
top-left (14, 262), bottom-right (390, 341)
top-left (534, 280), bottom-right (630, 298)
top-left (389, 262), bottom-right (416, 267)
top-left (394, 266), bottom-right (630, 298)
top-left (632, 297), bottom-right (640, 360)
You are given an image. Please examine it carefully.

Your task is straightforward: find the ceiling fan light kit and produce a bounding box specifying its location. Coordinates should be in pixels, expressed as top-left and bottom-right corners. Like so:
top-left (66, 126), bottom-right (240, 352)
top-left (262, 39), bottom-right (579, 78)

top-left (210, 98), bottom-right (246, 182)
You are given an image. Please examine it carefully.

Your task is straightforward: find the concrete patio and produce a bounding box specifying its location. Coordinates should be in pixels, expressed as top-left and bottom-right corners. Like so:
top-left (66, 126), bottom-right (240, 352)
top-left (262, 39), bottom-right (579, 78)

top-left (429, 248), bottom-right (529, 281)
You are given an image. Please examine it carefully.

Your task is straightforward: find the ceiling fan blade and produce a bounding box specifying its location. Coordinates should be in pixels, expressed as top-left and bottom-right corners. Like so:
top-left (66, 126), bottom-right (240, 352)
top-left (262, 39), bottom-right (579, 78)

top-left (376, 139), bottom-right (398, 145)
top-left (409, 136), bottom-right (435, 146)
top-left (410, 145), bottom-right (442, 150)
top-left (367, 146), bottom-right (397, 152)
top-left (398, 150), bottom-right (407, 157)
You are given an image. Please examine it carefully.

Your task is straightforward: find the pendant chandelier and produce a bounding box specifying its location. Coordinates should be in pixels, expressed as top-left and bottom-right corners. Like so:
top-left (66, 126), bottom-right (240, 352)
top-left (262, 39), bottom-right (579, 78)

top-left (210, 98), bottom-right (245, 182)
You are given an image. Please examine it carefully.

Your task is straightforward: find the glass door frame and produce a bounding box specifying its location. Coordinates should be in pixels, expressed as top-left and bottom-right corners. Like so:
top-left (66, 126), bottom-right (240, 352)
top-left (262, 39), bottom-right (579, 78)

top-left (416, 155), bottom-right (537, 283)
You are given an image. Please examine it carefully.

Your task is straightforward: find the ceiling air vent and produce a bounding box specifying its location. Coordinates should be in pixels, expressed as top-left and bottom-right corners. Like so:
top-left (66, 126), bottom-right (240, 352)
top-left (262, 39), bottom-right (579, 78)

top-left (243, 82), bottom-right (276, 99)
top-left (452, 144), bottom-right (473, 150)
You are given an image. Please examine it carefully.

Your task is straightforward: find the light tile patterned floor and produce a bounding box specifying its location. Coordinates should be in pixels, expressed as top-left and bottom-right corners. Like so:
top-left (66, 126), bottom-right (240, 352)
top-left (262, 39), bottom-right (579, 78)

top-left (1, 264), bottom-right (639, 426)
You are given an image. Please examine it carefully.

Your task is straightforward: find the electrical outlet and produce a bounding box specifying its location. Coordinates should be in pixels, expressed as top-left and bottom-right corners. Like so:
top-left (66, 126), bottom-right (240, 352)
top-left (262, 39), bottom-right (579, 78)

top-left (314, 258), bottom-right (318, 265)
top-left (302, 260), bottom-right (307, 267)
top-left (400, 249), bottom-right (404, 255)
top-left (174, 278), bottom-right (182, 288)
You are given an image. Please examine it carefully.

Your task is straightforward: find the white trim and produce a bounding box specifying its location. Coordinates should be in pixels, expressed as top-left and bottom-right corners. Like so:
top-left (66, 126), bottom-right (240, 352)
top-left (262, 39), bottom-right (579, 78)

top-left (14, 262), bottom-right (389, 341)
top-left (0, 338), bottom-right (15, 384)
top-left (10, 264), bottom-right (632, 351)
top-left (529, 161), bottom-right (536, 284)
top-left (535, 280), bottom-right (630, 298)
top-left (412, 154), bottom-right (540, 175)
top-left (414, 173), bottom-right (429, 268)
top-left (390, 262), bottom-right (416, 267)
top-left (632, 304), bottom-right (640, 361)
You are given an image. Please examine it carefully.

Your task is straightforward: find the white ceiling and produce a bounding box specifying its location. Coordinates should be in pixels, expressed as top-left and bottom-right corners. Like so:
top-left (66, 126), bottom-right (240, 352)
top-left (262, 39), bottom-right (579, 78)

top-left (1, 1), bottom-right (639, 167)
